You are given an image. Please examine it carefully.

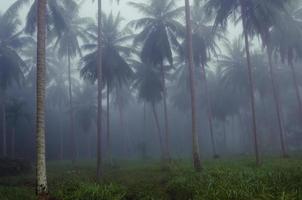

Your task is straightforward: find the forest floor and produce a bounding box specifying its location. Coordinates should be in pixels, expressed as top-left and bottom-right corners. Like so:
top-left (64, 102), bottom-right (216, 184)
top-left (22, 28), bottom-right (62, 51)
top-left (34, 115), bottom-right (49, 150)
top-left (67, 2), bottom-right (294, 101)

top-left (0, 157), bottom-right (302, 200)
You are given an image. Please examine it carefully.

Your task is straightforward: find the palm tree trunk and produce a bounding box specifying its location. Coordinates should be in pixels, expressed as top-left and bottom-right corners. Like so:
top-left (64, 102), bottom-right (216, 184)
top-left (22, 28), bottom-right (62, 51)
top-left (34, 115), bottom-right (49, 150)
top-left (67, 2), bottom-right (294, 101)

top-left (289, 62), bottom-right (302, 120)
top-left (240, 1), bottom-right (260, 166)
top-left (68, 52), bottom-right (76, 163)
top-left (11, 128), bottom-right (15, 159)
top-left (59, 118), bottom-right (63, 160)
top-left (185, 0), bottom-right (202, 172)
top-left (106, 84), bottom-right (112, 163)
top-left (36, 0), bottom-right (48, 198)
top-left (160, 63), bottom-right (171, 161)
top-left (151, 104), bottom-right (164, 160)
top-left (201, 64), bottom-right (217, 158)
top-left (223, 120), bottom-right (227, 152)
top-left (96, 0), bottom-right (103, 181)
top-left (267, 49), bottom-right (287, 157)
top-left (1, 89), bottom-right (7, 157)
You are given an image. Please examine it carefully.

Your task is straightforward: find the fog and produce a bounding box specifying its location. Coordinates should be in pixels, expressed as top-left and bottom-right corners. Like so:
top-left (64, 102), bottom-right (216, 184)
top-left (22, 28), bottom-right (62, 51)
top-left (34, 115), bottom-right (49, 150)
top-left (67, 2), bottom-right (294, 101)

top-left (0, 0), bottom-right (302, 199)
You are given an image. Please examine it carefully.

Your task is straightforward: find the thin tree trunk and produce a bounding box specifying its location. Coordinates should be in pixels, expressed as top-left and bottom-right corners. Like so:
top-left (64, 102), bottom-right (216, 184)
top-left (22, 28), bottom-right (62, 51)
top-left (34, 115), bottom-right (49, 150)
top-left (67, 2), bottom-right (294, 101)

top-left (117, 91), bottom-right (129, 156)
top-left (68, 52), bottom-right (76, 163)
top-left (223, 120), bottom-right (227, 153)
top-left (1, 89), bottom-right (7, 157)
top-left (96, 0), bottom-right (103, 181)
top-left (106, 84), bottom-right (112, 163)
top-left (151, 104), bottom-right (164, 160)
top-left (240, 1), bottom-right (260, 166)
top-left (185, 0), bottom-right (202, 172)
top-left (289, 62), bottom-right (302, 120)
top-left (11, 128), bottom-right (15, 159)
top-left (160, 63), bottom-right (171, 161)
top-left (36, 0), bottom-right (48, 198)
top-left (59, 119), bottom-right (63, 161)
top-left (201, 64), bottom-right (217, 158)
top-left (267, 49), bottom-right (287, 157)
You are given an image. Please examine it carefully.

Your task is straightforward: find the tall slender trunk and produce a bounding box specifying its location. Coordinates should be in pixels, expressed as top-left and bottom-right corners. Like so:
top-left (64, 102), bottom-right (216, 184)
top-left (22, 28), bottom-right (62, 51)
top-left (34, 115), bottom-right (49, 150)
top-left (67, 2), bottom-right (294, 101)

top-left (240, 1), bottom-right (260, 166)
top-left (117, 91), bottom-right (129, 156)
top-left (267, 49), bottom-right (287, 157)
top-left (1, 89), bottom-right (7, 157)
top-left (223, 120), bottom-right (227, 153)
top-left (36, 0), bottom-right (48, 198)
top-left (106, 84), bottom-right (111, 162)
top-left (68, 52), bottom-right (76, 163)
top-left (151, 104), bottom-right (164, 160)
top-left (59, 118), bottom-right (63, 160)
top-left (11, 128), bottom-right (15, 159)
top-left (96, 0), bottom-right (103, 181)
top-left (289, 62), bottom-right (302, 120)
top-left (160, 63), bottom-right (170, 161)
top-left (201, 64), bottom-right (217, 158)
top-left (185, 0), bottom-right (202, 172)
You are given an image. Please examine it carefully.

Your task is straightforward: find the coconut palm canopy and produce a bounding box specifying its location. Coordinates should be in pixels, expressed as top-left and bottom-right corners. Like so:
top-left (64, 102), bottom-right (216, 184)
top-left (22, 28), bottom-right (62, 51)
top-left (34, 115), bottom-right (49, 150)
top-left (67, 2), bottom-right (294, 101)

top-left (1, 0), bottom-right (302, 199)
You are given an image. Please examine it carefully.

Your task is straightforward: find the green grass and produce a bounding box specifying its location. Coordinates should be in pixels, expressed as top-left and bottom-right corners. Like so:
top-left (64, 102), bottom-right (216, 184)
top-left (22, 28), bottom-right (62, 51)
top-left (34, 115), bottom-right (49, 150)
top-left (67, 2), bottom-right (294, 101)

top-left (0, 157), bottom-right (302, 200)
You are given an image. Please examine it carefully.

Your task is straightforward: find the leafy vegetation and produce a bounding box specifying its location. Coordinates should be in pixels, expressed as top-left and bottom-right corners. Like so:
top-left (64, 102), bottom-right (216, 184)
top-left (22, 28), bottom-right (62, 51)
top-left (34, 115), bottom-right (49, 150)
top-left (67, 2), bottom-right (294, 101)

top-left (1, 158), bottom-right (302, 200)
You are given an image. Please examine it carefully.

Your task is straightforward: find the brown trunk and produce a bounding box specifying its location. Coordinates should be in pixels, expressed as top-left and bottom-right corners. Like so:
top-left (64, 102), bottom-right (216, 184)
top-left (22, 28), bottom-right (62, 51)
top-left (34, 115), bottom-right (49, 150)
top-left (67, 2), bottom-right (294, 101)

top-left (59, 119), bottom-right (63, 161)
top-left (36, 0), bottom-right (48, 196)
top-left (267, 49), bottom-right (287, 157)
top-left (1, 89), bottom-right (7, 157)
top-left (240, 1), bottom-right (260, 166)
top-left (151, 104), bottom-right (164, 159)
top-left (96, 0), bottom-right (103, 181)
top-left (160, 63), bottom-right (171, 161)
top-left (289, 62), bottom-right (302, 120)
top-left (201, 64), bottom-right (217, 158)
top-left (185, 0), bottom-right (202, 172)
top-left (223, 120), bottom-right (227, 152)
top-left (11, 128), bottom-right (15, 159)
top-left (106, 84), bottom-right (112, 163)
top-left (68, 52), bottom-right (76, 163)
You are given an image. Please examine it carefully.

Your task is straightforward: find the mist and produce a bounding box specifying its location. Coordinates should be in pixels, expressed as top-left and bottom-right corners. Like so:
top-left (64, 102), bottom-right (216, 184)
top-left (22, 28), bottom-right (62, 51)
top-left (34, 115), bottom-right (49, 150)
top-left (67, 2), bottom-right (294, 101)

top-left (0, 0), bottom-right (302, 199)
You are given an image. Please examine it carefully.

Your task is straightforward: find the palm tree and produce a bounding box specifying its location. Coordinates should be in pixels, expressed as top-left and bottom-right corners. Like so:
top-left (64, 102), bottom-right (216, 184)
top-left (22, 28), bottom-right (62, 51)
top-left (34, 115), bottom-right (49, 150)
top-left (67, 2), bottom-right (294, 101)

top-left (130, 0), bottom-right (184, 161)
top-left (54, 0), bottom-right (91, 164)
top-left (36, 0), bottom-right (48, 198)
top-left (80, 11), bottom-right (132, 179)
top-left (0, 2), bottom-right (28, 157)
top-left (181, 1), bottom-right (223, 158)
top-left (133, 60), bottom-right (165, 159)
top-left (184, 0), bottom-right (202, 171)
top-left (206, 0), bottom-right (289, 165)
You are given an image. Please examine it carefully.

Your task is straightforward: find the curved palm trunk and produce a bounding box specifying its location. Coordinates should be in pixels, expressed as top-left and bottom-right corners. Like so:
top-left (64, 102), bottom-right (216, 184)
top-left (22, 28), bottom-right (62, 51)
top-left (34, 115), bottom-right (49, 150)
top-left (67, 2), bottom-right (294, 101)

top-left (106, 84), bottom-right (112, 163)
top-left (151, 104), bottom-right (164, 160)
top-left (160, 63), bottom-right (171, 161)
top-left (68, 53), bottom-right (76, 164)
top-left (185, 0), bottom-right (202, 172)
top-left (36, 0), bottom-right (48, 198)
top-left (1, 89), bottom-right (7, 157)
top-left (240, 2), bottom-right (260, 166)
top-left (201, 64), bottom-right (218, 158)
top-left (96, 0), bottom-right (103, 181)
top-left (289, 62), bottom-right (302, 120)
top-left (267, 49), bottom-right (287, 157)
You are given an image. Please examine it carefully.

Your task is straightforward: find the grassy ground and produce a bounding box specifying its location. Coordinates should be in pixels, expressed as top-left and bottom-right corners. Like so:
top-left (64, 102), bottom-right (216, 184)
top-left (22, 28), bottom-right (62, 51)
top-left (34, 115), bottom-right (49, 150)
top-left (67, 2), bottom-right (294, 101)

top-left (0, 157), bottom-right (302, 200)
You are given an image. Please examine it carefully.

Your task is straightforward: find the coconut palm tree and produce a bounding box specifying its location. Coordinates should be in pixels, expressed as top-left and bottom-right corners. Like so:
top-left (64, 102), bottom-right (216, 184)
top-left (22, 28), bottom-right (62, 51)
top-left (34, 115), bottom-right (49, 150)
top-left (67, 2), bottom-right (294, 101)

top-left (0, 2), bottom-right (28, 157)
top-left (206, 0), bottom-right (289, 165)
top-left (184, 0), bottom-right (202, 171)
top-left (129, 0), bottom-right (184, 161)
top-left (54, 0), bottom-right (91, 164)
top-left (35, 0), bottom-right (48, 198)
top-left (80, 11), bottom-right (132, 179)
top-left (133, 60), bottom-right (165, 159)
